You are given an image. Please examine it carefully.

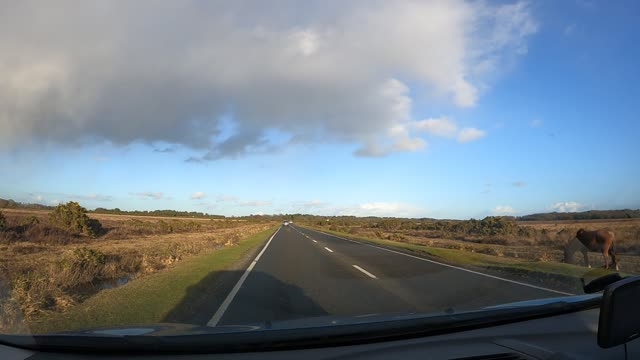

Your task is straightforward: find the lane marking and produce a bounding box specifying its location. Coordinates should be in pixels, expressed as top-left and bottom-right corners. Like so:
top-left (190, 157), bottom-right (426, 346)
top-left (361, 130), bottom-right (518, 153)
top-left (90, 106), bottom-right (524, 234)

top-left (353, 265), bottom-right (377, 279)
top-left (300, 227), bottom-right (572, 296)
top-left (312, 239), bottom-right (317, 243)
top-left (207, 226), bottom-right (282, 327)
top-left (324, 247), bottom-right (334, 253)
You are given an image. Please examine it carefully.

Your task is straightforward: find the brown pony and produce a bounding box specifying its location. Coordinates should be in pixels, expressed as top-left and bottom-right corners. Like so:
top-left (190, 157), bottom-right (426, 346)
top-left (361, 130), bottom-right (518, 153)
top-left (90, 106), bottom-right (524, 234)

top-left (563, 229), bottom-right (619, 270)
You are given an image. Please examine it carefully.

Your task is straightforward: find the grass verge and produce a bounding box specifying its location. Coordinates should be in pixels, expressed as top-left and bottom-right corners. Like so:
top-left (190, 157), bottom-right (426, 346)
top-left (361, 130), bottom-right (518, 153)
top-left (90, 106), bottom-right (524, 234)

top-left (303, 226), bottom-right (621, 287)
top-left (29, 226), bottom-right (278, 333)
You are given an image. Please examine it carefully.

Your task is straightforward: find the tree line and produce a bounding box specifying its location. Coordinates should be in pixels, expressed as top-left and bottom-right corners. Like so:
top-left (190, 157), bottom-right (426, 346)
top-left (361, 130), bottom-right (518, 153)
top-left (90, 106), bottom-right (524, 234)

top-left (517, 209), bottom-right (640, 221)
top-left (92, 208), bottom-right (226, 219)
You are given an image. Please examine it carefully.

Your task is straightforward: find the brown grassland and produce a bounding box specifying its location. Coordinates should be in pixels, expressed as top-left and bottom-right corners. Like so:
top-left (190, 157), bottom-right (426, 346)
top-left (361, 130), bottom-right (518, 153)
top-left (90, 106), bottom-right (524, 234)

top-left (0, 208), bottom-right (273, 331)
top-left (311, 217), bottom-right (640, 273)
top-left (2, 206), bottom-right (640, 333)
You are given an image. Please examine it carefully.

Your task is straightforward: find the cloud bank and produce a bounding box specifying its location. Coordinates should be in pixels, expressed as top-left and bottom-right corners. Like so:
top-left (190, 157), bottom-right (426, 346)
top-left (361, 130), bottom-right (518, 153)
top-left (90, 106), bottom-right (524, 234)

top-left (550, 201), bottom-right (586, 213)
top-left (0, 0), bottom-right (537, 159)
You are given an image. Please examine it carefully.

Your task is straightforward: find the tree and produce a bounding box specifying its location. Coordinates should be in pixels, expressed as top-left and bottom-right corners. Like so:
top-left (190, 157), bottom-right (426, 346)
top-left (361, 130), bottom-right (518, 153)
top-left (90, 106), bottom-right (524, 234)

top-left (49, 201), bottom-right (102, 237)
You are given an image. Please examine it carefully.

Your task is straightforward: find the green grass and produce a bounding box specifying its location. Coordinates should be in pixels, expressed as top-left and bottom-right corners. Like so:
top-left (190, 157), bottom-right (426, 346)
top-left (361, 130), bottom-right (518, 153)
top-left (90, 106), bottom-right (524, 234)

top-left (30, 226), bottom-right (278, 333)
top-left (307, 226), bottom-right (619, 280)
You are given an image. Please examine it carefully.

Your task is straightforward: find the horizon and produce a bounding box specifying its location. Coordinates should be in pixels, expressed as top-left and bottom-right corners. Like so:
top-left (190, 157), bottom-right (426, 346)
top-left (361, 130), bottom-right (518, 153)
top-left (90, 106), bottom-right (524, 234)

top-left (1, 1), bottom-right (639, 219)
top-left (2, 197), bottom-right (639, 221)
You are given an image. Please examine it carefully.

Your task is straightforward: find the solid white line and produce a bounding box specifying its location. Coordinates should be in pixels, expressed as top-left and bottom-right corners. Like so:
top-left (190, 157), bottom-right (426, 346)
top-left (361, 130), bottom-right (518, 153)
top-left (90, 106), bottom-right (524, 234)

top-left (324, 247), bottom-right (334, 253)
top-left (207, 226), bottom-right (282, 327)
top-left (302, 227), bottom-right (573, 296)
top-left (353, 265), bottom-right (377, 279)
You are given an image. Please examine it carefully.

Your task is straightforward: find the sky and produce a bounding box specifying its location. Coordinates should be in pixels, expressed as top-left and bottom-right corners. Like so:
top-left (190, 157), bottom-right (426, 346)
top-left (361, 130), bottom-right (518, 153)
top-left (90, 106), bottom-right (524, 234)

top-left (1, 0), bottom-right (639, 219)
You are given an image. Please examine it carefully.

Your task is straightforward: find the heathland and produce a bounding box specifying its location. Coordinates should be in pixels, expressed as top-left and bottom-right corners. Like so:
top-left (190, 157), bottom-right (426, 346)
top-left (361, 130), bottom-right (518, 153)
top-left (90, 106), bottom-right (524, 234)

top-left (1, 201), bottom-right (639, 333)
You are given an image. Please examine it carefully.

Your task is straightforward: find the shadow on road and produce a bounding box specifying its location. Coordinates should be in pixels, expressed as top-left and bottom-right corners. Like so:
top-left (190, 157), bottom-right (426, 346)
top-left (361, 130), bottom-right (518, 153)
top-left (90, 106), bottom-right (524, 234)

top-left (163, 270), bottom-right (327, 326)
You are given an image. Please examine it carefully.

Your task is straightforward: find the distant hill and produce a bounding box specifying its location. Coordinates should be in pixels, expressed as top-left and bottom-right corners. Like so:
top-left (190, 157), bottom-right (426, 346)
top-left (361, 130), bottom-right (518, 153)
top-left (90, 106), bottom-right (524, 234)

top-left (518, 209), bottom-right (640, 221)
top-left (0, 198), bottom-right (54, 210)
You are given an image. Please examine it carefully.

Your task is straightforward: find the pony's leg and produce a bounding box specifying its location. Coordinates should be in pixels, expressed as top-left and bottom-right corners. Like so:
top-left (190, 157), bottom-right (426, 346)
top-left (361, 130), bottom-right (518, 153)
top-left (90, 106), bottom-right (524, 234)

top-left (583, 250), bottom-right (590, 268)
top-left (603, 252), bottom-right (609, 269)
top-left (610, 249), bottom-right (620, 271)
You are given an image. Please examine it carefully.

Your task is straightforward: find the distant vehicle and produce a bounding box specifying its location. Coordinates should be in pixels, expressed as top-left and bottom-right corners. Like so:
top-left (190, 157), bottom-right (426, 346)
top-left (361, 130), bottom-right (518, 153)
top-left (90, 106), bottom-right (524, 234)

top-left (283, 221), bottom-right (289, 226)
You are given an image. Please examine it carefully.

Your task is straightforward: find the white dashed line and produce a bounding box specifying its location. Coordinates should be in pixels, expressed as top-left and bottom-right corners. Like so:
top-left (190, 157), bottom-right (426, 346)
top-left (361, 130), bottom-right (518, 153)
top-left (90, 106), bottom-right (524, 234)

top-left (353, 265), bottom-right (377, 279)
top-left (312, 239), bottom-right (317, 243)
top-left (302, 227), bottom-right (572, 296)
top-left (324, 247), bottom-right (334, 253)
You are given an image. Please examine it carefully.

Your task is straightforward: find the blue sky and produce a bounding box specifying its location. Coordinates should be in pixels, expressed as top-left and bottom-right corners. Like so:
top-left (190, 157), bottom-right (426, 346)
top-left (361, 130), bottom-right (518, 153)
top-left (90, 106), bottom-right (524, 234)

top-left (0, 0), bottom-right (638, 219)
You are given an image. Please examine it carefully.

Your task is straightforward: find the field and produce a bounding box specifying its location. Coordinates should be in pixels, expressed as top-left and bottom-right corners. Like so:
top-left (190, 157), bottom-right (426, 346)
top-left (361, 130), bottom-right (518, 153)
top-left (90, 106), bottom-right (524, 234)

top-left (303, 217), bottom-right (640, 276)
top-left (0, 208), bottom-right (275, 332)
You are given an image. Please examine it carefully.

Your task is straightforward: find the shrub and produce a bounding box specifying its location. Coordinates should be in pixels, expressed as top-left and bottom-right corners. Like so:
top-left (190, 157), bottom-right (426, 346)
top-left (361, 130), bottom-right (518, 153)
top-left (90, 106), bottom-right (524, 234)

top-left (56, 247), bottom-right (108, 286)
top-left (20, 215), bottom-right (40, 227)
top-left (72, 247), bottom-right (107, 268)
top-left (49, 202), bottom-right (102, 237)
top-left (0, 211), bottom-right (6, 230)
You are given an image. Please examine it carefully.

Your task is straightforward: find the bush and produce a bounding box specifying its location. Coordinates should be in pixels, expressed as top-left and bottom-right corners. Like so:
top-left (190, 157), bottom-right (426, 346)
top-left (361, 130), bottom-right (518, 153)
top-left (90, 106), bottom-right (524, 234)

top-left (72, 247), bottom-right (106, 268)
top-left (0, 211), bottom-right (6, 230)
top-left (20, 215), bottom-right (40, 227)
top-left (49, 202), bottom-right (102, 237)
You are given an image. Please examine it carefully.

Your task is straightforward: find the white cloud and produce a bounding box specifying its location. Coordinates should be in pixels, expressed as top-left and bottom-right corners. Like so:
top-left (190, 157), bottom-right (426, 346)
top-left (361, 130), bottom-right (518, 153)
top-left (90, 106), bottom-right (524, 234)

top-left (216, 194), bottom-right (238, 202)
top-left (190, 191), bottom-right (205, 200)
top-left (0, 1), bottom-right (537, 159)
top-left (530, 119), bottom-right (543, 127)
top-left (551, 201), bottom-right (586, 213)
top-left (492, 205), bottom-right (516, 215)
top-left (287, 200), bottom-right (425, 217)
top-left (69, 193), bottom-right (113, 202)
top-left (131, 192), bottom-right (163, 200)
top-left (413, 117), bottom-right (458, 138)
top-left (289, 200), bottom-right (328, 213)
top-left (196, 202), bottom-right (217, 210)
top-left (352, 202), bottom-right (425, 218)
top-left (50, 199), bottom-right (61, 205)
top-left (457, 127), bottom-right (486, 143)
top-left (291, 30), bottom-right (319, 56)
top-left (412, 117), bottom-right (489, 144)
top-left (239, 200), bottom-right (272, 207)
top-left (512, 181), bottom-right (526, 187)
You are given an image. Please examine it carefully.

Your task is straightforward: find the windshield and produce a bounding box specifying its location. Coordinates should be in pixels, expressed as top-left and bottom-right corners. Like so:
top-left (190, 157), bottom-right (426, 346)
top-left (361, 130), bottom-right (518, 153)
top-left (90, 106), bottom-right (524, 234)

top-left (0, 0), bottom-right (638, 344)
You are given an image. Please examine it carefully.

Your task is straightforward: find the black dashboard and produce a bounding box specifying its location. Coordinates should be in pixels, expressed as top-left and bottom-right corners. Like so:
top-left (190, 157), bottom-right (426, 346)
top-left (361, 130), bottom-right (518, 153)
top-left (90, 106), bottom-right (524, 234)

top-left (3, 307), bottom-right (638, 360)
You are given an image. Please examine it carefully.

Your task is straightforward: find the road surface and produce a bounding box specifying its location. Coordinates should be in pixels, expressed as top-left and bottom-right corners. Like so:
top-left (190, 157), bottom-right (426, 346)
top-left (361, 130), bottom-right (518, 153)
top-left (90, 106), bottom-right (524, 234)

top-left (209, 225), bottom-right (568, 326)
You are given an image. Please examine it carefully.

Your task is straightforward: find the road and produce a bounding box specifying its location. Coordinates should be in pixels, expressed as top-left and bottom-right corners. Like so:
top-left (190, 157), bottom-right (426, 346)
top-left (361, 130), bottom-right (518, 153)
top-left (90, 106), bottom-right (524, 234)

top-left (209, 225), bottom-right (569, 326)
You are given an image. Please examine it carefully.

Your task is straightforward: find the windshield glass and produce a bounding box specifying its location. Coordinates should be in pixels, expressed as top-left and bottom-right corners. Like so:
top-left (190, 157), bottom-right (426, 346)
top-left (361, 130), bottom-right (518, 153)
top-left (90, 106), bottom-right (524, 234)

top-left (0, 0), bottom-right (638, 340)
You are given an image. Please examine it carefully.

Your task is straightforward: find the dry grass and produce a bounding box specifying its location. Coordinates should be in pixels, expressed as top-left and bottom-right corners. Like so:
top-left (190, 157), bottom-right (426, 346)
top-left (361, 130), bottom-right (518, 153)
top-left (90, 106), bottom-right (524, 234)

top-left (321, 218), bottom-right (640, 274)
top-left (517, 219), bottom-right (640, 254)
top-left (0, 208), bottom-right (274, 332)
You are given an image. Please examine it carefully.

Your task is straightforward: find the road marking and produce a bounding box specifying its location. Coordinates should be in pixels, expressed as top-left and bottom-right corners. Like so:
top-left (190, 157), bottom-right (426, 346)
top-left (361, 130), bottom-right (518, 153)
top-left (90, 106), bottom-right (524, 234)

top-left (353, 265), bottom-right (377, 279)
top-left (312, 239), bottom-right (317, 243)
top-left (301, 227), bottom-right (573, 296)
top-left (324, 247), bottom-right (334, 253)
top-left (207, 226), bottom-right (282, 327)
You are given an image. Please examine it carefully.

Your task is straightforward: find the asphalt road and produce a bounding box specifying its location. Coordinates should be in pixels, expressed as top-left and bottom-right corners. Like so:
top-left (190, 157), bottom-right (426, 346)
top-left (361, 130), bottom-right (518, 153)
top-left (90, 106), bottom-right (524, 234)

top-left (211, 225), bottom-right (567, 326)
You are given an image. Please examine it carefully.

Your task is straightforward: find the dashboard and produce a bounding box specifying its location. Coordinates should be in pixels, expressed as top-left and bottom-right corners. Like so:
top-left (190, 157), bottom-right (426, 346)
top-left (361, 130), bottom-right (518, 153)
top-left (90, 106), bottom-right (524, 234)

top-left (2, 308), bottom-right (638, 359)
